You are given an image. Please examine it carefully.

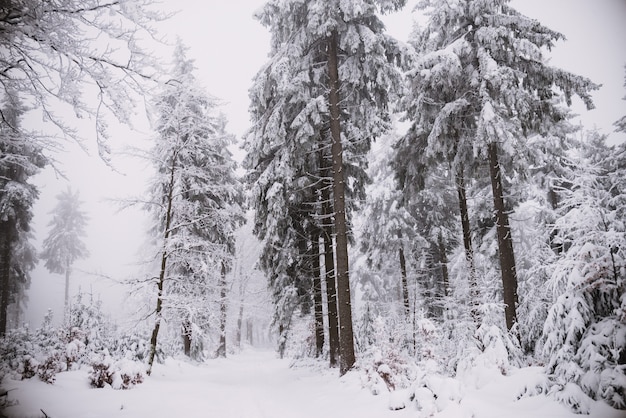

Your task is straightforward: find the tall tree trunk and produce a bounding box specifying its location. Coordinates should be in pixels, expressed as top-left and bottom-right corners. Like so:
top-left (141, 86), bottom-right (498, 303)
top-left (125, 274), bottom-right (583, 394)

top-left (0, 228), bottom-right (11, 336)
top-left (322, 194), bottom-right (339, 367)
top-left (488, 142), bottom-right (518, 331)
top-left (236, 293), bottom-right (245, 349)
top-left (437, 231), bottom-right (450, 298)
top-left (311, 228), bottom-right (325, 357)
top-left (456, 165), bottom-right (479, 322)
top-left (182, 320), bottom-right (192, 357)
top-left (64, 259), bottom-right (70, 312)
top-left (320, 133), bottom-right (339, 368)
top-left (327, 31), bottom-right (355, 375)
top-left (147, 157), bottom-right (177, 376)
top-left (216, 261), bottom-right (228, 358)
top-left (398, 232), bottom-right (410, 317)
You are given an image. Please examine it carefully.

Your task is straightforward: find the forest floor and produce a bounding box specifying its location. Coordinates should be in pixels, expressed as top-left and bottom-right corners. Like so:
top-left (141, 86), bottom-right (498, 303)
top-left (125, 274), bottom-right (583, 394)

top-left (2, 349), bottom-right (621, 418)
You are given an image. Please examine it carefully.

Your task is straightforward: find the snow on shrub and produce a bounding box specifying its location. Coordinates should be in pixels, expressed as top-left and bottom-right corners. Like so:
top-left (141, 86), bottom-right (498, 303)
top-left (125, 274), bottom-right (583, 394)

top-left (88, 351), bottom-right (144, 390)
top-left (359, 315), bottom-right (417, 395)
top-left (455, 324), bottom-right (522, 388)
top-left (0, 296), bottom-right (148, 389)
top-left (541, 150), bottom-right (626, 412)
top-left (0, 312), bottom-right (67, 383)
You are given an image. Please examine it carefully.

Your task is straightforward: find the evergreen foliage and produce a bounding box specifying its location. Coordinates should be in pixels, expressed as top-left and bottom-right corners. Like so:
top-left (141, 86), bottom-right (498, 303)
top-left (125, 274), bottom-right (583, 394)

top-left (542, 134), bottom-right (626, 410)
top-left (245, 0), bottom-right (407, 371)
top-left (397, 0), bottom-right (598, 332)
top-left (40, 188), bottom-right (89, 310)
top-left (143, 42), bottom-right (244, 371)
top-left (0, 94), bottom-right (45, 335)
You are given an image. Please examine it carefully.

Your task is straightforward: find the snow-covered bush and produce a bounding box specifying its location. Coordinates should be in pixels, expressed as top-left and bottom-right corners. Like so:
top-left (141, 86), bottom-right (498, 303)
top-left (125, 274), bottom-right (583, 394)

top-left (359, 315), bottom-right (417, 395)
top-left (88, 351), bottom-right (144, 390)
top-left (111, 332), bottom-right (150, 361)
top-left (0, 311), bottom-right (67, 383)
top-left (455, 323), bottom-right (523, 389)
top-left (0, 296), bottom-right (148, 388)
top-left (542, 143), bottom-right (626, 411)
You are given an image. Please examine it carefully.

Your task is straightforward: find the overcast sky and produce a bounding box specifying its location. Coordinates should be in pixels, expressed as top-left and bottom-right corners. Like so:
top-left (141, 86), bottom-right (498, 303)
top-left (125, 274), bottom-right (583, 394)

top-left (26, 0), bottom-right (626, 326)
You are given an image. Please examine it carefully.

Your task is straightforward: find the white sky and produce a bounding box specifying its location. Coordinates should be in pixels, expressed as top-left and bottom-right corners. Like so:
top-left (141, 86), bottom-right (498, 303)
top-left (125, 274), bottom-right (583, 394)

top-left (25, 0), bottom-right (626, 327)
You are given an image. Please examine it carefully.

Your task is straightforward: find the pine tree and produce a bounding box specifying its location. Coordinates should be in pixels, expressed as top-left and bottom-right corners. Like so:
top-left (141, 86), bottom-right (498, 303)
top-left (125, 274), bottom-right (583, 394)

top-left (399, 0), bottom-right (598, 331)
top-left (143, 42), bottom-right (244, 373)
top-left (0, 93), bottom-right (46, 335)
top-left (41, 188), bottom-right (89, 311)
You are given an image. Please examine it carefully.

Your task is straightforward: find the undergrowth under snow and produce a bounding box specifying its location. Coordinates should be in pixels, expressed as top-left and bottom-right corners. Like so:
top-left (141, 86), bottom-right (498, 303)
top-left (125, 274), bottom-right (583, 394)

top-left (2, 349), bottom-right (622, 418)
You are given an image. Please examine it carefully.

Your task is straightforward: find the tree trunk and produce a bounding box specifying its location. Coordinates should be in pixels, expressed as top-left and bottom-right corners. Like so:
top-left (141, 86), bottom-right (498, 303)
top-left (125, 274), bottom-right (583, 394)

top-left (398, 237), bottom-right (410, 317)
top-left (311, 228), bottom-right (325, 357)
top-left (236, 294), bottom-right (244, 349)
top-left (488, 142), bottom-right (518, 331)
top-left (0, 227), bottom-right (11, 336)
top-left (456, 166), bottom-right (479, 322)
top-left (437, 231), bottom-right (450, 298)
top-left (182, 320), bottom-right (192, 357)
top-left (327, 31), bottom-right (355, 375)
top-left (147, 157), bottom-right (177, 376)
top-left (216, 261), bottom-right (228, 358)
top-left (320, 133), bottom-right (339, 368)
top-left (64, 260), bottom-right (70, 312)
top-left (322, 197), bottom-right (339, 367)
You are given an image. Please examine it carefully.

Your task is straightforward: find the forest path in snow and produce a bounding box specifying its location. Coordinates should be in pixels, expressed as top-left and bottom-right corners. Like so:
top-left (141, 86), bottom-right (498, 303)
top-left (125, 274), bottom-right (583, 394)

top-left (4, 348), bottom-right (412, 418)
top-left (6, 349), bottom-right (621, 418)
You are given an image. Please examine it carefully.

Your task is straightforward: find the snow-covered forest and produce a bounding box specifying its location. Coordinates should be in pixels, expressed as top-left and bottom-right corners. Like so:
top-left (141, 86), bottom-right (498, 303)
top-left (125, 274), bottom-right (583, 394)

top-left (0, 0), bottom-right (625, 417)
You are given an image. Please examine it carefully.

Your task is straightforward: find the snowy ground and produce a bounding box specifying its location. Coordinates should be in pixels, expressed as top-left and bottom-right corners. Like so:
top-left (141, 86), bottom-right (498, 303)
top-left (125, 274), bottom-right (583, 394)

top-left (2, 349), bottom-right (622, 418)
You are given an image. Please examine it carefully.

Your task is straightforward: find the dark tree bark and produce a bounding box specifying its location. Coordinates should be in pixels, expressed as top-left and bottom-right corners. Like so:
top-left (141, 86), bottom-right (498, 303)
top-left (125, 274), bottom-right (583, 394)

top-left (311, 228), bottom-right (325, 357)
top-left (236, 293), bottom-right (245, 349)
top-left (216, 261), bottom-right (228, 358)
top-left (456, 165), bottom-right (479, 322)
top-left (0, 227), bottom-right (11, 336)
top-left (398, 232), bottom-right (410, 317)
top-left (488, 142), bottom-right (518, 331)
top-left (437, 231), bottom-right (450, 298)
top-left (327, 31), bottom-right (355, 375)
top-left (322, 191), bottom-right (339, 367)
top-left (147, 157), bottom-right (176, 376)
top-left (182, 320), bottom-right (192, 357)
top-left (320, 133), bottom-right (339, 368)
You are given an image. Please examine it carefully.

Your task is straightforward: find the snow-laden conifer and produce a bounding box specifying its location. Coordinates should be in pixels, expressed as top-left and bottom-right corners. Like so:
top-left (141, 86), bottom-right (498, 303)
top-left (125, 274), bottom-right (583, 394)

top-left (41, 188), bottom-right (89, 311)
top-left (0, 94), bottom-right (46, 335)
top-left (397, 0), bottom-right (598, 333)
top-left (245, 0), bottom-right (407, 373)
top-left (542, 134), bottom-right (625, 410)
top-left (143, 42), bottom-right (244, 372)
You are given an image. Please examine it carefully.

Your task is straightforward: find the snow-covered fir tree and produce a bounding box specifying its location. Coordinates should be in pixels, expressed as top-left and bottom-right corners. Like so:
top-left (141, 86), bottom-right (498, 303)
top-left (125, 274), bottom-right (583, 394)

top-left (245, 0), bottom-right (407, 373)
top-left (143, 42), bottom-right (244, 372)
top-left (40, 188), bottom-right (89, 311)
top-left (397, 0), bottom-right (598, 333)
top-left (541, 132), bottom-right (626, 411)
top-left (0, 93), bottom-right (46, 335)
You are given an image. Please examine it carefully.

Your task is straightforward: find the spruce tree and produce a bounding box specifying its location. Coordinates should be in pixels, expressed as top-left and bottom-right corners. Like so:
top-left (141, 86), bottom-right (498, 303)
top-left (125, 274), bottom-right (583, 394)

top-left (0, 94), bottom-right (46, 335)
top-left (144, 42), bottom-right (244, 372)
top-left (542, 133), bottom-right (625, 410)
top-left (398, 0), bottom-right (598, 331)
top-left (41, 188), bottom-right (89, 311)
top-left (246, 0), bottom-right (406, 373)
